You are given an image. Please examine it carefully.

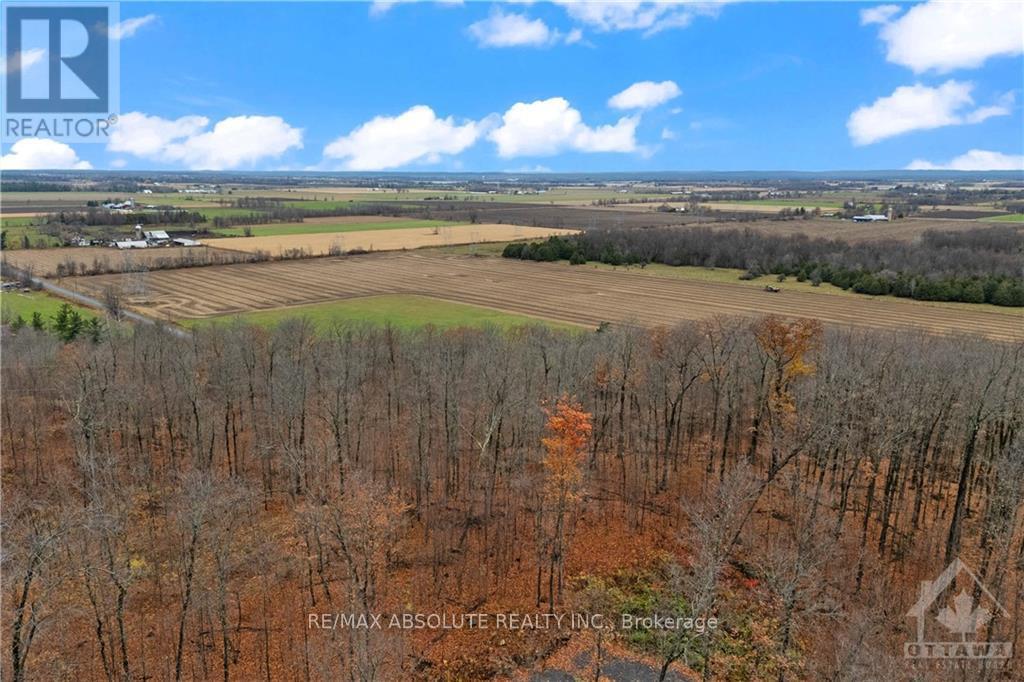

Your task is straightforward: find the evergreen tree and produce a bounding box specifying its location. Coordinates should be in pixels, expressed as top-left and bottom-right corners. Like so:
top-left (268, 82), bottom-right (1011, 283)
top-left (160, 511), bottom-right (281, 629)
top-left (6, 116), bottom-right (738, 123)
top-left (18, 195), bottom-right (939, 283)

top-left (85, 317), bottom-right (105, 343)
top-left (52, 303), bottom-right (85, 342)
top-left (961, 280), bottom-right (986, 304)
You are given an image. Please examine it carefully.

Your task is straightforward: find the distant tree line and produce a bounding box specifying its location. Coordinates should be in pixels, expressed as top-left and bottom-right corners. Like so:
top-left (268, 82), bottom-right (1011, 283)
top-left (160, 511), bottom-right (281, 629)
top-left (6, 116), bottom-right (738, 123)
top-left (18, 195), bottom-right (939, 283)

top-left (6, 180), bottom-right (145, 193)
top-left (208, 211), bottom-right (302, 227)
top-left (1, 181), bottom-right (74, 192)
top-left (504, 225), bottom-right (1024, 306)
top-left (207, 199), bottom-right (420, 228)
top-left (43, 209), bottom-right (207, 227)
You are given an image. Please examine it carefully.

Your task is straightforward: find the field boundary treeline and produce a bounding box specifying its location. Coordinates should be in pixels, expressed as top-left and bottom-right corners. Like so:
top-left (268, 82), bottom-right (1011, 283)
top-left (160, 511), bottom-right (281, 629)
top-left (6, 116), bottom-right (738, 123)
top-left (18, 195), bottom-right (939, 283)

top-left (205, 198), bottom-right (422, 229)
top-left (504, 225), bottom-right (1024, 306)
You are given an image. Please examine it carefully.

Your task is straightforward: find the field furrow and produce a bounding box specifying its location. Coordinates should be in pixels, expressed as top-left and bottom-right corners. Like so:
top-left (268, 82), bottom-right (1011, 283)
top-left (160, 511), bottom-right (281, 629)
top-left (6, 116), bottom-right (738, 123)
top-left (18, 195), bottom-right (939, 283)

top-left (62, 252), bottom-right (1024, 341)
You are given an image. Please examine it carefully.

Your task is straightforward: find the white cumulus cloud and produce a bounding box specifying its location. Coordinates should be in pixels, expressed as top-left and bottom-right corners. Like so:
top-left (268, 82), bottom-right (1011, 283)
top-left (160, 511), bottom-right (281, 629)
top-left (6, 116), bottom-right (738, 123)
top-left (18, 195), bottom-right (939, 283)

top-left (608, 80), bottom-right (681, 110)
top-left (0, 139), bottom-right (91, 170)
top-left (370, 0), bottom-right (463, 17)
top-left (108, 112), bottom-right (303, 170)
top-left (109, 14), bottom-right (158, 40)
top-left (859, 4), bottom-right (900, 26)
top-left (847, 81), bottom-right (1011, 146)
top-left (488, 97), bottom-right (639, 157)
top-left (554, 1), bottom-right (726, 36)
top-left (468, 9), bottom-right (562, 48)
top-left (108, 112), bottom-right (209, 157)
top-left (866, 1), bottom-right (1024, 73)
top-left (907, 150), bottom-right (1024, 171)
top-left (323, 105), bottom-right (483, 170)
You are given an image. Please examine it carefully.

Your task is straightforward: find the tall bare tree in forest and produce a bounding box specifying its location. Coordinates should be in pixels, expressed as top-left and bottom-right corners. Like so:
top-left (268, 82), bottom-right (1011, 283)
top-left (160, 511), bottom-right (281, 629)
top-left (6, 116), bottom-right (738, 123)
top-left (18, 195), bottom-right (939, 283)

top-left (653, 465), bottom-right (761, 682)
top-left (4, 496), bottom-right (75, 682)
top-left (316, 475), bottom-right (408, 682)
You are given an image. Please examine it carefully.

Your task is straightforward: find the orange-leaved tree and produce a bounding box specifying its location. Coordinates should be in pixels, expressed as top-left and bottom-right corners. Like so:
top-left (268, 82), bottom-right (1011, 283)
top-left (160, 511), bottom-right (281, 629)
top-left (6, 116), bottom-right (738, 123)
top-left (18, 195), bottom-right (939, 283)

top-left (754, 316), bottom-right (823, 417)
top-left (538, 396), bottom-right (592, 610)
top-left (750, 316), bottom-right (824, 472)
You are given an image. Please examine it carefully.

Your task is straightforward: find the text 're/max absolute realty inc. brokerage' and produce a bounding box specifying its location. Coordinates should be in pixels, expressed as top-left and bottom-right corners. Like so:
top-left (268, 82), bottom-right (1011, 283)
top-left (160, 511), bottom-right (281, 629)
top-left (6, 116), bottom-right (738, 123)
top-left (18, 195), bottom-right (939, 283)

top-left (1, 2), bottom-right (1023, 681)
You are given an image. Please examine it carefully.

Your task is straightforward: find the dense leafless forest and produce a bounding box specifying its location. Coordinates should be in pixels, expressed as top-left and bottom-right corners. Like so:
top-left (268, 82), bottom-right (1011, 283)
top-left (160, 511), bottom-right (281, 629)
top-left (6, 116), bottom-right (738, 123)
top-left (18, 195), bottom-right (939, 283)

top-left (3, 317), bottom-right (1022, 680)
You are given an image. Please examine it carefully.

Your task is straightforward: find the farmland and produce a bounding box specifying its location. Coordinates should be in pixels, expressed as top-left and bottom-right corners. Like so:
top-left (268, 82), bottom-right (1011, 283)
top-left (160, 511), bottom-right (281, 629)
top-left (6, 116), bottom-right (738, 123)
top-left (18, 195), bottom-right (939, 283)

top-left (555, 260), bottom-right (1024, 315)
top-left (2, 246), bottom-right (231, 277)
top-left (182, 293), bottom-right (579, 331)
top-left (704, 199), bottom-right (843, 212)
top-left (376, 201), bottom-right (1000, 242)
top-left (0, 225), bottom-right (576, 275)
top-left (63, 251), bottom-right (1024, 340)
top-left (209, 217), bottom-right (464, 237)
top-left (288, 186), bottom-right (685, 206)
top-left (0, 190), bottom-right (241, 213)
top-left (203, 224), bottom-right (578, 256)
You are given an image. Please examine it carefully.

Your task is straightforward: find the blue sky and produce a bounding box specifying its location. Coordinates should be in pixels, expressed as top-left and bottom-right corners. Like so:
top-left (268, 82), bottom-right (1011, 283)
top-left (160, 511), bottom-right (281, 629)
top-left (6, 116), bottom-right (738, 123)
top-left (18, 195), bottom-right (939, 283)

top-left (2, 1), bottom-right (1022, 172)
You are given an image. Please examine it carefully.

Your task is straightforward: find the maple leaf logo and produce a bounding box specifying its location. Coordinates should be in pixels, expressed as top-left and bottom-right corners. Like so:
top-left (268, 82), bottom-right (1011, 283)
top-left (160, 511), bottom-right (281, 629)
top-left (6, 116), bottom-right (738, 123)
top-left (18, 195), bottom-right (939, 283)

top-left (936, 590), bottom-right (992, 641)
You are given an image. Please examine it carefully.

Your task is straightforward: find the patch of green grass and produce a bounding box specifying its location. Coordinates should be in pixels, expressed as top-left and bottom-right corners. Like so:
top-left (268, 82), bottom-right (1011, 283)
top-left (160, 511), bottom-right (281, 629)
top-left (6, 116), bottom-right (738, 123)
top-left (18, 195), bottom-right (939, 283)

top-left (0, 224), bottom-right (60, 248)
top-left (1, 290), bottom-right (97, 324)
top-left (196, 207), bottom-right (271, 218)
top-left (181, 294), bottom-right (582, 332)
top-left (980, 213), bottom-right (1024, 222)
top-left (0, 216), bottom-right (36, 227)
top-left (208, 219), bottom-right (464, 237)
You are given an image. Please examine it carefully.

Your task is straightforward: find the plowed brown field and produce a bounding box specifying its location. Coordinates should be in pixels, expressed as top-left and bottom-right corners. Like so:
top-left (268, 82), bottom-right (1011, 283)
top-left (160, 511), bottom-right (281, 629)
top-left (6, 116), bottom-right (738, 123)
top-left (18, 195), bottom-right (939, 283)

top-left (2, 246), bottom-right (225, 277)
top-left (62, 252), bottom-right (1024, 341)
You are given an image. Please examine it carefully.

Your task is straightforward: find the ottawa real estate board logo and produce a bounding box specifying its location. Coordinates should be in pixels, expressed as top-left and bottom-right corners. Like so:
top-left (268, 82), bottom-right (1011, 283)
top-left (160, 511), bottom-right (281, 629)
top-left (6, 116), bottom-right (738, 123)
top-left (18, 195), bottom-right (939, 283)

top-left (905, 556), bottom-right (1012, 663)
top-left (3, 2), bottom-right (119, 142)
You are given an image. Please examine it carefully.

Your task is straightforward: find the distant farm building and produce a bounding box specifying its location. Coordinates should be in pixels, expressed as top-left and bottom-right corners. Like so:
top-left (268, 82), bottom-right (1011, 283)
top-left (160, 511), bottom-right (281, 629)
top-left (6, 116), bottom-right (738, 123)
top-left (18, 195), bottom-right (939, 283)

top-left (144, 230), bottom-right (171, 243)
top-left (852, 214), bottom-right (889, 222)
top-left (173, 238), bottom-right (202, 247)
top-left (103, 198), bottom-right (135, 210)
top-left (115, 240), bottom-right (149, 249)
